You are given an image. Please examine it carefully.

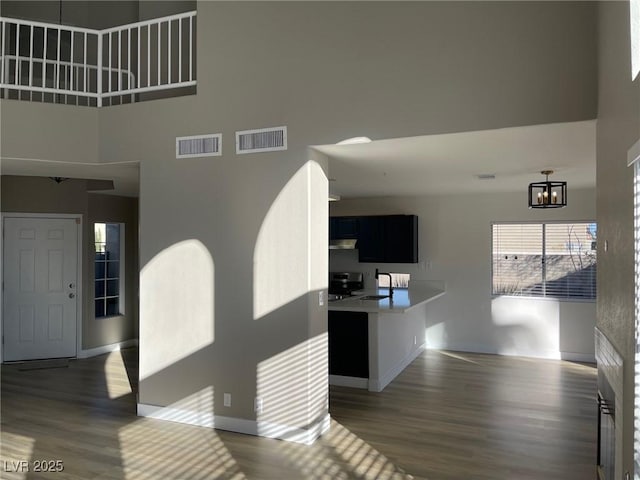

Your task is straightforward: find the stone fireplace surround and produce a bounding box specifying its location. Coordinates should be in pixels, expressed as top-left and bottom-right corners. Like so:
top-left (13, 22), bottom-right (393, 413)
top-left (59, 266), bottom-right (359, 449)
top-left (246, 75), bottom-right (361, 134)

top-left (595, 327), bottom-right (624, 480)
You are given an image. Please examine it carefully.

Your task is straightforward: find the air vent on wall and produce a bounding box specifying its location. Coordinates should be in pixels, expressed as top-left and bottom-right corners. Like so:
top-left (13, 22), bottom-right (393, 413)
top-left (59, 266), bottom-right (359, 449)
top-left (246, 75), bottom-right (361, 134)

top-left (236, 126), bottom-right (287, 154)
top-left (176, 134), bottom-right (222, 159)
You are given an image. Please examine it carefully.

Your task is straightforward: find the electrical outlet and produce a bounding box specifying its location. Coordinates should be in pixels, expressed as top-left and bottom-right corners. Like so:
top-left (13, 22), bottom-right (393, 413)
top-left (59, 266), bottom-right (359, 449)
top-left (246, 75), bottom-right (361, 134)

top-left (223, 393), bottom-right (231, 407)
top-left (319, 291), bottom-right (324, 306)
top-left (414, 335), bottom-right (417, 345)
top-left (255, 397), bottom-right (263, 414)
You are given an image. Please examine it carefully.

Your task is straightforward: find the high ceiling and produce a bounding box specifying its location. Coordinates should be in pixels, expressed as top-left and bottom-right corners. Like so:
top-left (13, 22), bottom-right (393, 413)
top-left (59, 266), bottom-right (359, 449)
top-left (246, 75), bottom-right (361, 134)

top-left (317, 120), bottom-right (596, 199)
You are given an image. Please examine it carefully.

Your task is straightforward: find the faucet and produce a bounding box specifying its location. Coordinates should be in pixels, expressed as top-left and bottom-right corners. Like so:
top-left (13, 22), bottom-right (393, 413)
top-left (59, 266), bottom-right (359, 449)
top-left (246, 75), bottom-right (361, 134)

top-left (375, 268), bottom-right (394, 298)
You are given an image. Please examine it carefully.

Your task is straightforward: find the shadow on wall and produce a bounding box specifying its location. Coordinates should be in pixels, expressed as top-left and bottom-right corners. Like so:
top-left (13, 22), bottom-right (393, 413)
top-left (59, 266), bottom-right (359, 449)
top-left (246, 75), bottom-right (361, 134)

top-left (136, 158), bottom-right (329, 442)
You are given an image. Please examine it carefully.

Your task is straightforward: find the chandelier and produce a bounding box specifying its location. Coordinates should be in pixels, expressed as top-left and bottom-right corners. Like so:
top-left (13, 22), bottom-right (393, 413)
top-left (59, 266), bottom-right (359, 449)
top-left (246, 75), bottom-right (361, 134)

top-left (528, 170), bottom-right (567, 208)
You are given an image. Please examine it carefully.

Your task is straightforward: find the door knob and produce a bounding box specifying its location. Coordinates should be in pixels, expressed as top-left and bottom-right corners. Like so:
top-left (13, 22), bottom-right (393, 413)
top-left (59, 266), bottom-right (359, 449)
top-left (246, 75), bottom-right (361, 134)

top-left (69, 283), bottom-right (75, 289)
top-left (69, 293), bottom-right (75, 299)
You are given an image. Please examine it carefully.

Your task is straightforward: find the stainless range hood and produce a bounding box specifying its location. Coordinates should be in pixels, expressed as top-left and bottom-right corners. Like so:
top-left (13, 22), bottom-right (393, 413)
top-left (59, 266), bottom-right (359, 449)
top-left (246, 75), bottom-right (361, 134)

top-left (329, 239), bottom-right (357, 250)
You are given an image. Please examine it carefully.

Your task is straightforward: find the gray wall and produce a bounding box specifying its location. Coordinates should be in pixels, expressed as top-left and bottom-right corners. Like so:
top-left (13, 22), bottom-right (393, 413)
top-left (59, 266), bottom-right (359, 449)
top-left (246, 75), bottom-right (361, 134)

top-left (1, 1), bottom-right (139, 29)
top-left (330, 188), bottom-right (597, 361)
top-left (99, 1), bottom-right (597, 166)
top-left (87, 192), bottom-right (138, 348)
top-left (94, 1), bottom-right (600, 430)
top-left (138, 0), bottom-right (195, 20)
top-left (0, 1), bottom-right (598, 165)
top-left (1, 1), bottom-right (600, 438)
top-left (596, 1), bottom-right (640, 476)
top-left (0, 102), bottom-right (99, 163)
top-left (1, 175), bottom-right (139, 351)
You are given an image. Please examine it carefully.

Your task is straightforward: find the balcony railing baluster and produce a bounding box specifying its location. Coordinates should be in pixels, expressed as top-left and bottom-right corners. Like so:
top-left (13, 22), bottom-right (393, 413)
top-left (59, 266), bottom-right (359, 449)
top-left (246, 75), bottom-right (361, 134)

top-left (0, 11), bottom-right (196, 106)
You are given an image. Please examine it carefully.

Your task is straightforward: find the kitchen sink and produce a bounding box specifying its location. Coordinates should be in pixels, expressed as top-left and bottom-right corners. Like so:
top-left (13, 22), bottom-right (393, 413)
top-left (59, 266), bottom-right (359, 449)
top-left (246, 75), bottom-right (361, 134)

top-left (359, 295), bottom-right (389, 301)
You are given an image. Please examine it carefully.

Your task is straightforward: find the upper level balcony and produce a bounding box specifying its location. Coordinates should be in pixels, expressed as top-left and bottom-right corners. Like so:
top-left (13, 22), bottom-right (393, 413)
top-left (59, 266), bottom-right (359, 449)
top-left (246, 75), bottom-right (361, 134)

top-left (0, 10), bottom-right (196, 107)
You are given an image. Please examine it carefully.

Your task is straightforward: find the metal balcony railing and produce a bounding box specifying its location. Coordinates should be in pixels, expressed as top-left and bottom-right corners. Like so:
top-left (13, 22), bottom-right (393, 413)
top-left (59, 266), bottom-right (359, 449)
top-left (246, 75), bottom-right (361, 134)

top-left (0, 11), bottom-right (196, 107)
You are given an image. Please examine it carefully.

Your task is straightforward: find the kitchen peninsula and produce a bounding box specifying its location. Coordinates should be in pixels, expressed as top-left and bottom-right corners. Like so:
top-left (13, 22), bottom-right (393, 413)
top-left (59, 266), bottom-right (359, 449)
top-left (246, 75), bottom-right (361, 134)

top-left (328, 281), bottom-right (445, 392)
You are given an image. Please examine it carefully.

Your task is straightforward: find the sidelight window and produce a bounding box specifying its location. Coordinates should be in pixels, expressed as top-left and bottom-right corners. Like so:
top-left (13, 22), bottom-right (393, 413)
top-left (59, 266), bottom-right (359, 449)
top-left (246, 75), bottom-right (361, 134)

top-left (492, 222), bottom-right (597, 300)
top-left (94, 223), bottom-right (124, 318)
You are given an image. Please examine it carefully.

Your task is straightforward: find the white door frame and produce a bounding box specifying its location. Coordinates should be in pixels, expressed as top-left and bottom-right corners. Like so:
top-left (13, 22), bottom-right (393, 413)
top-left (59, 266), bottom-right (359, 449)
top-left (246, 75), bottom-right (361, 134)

top-left (1, 213), bottom-right (83, 362)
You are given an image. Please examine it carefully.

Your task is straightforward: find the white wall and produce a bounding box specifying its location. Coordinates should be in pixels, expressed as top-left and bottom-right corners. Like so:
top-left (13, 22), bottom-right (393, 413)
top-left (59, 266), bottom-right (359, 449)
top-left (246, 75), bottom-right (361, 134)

top-left (330, 187), bottom-right (597, 361)
top-left (369, 305), bottom-right (427, 392)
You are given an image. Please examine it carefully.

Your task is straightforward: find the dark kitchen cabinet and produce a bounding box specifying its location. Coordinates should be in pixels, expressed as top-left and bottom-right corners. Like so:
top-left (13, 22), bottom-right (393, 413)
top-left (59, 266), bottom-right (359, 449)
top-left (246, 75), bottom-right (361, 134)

top-left (328, 311), bottom-right (369, 378)
top-left (357, 216), bottom-right (385, 262)
top-left (330, 216), bottom-right (359, 240)
top-left (358, 215), bottom-right (418, 263)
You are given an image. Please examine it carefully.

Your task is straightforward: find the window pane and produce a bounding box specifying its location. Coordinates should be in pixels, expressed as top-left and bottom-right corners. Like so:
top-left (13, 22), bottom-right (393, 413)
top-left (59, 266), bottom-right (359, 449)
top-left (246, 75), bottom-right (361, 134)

top-left (544, 223), bottom-right (597, 299)
top-left (107, 279), bottom-right (119, 297)
top-left (106, 224), bottom-right (120, 260)
top-left (95, 223), bottom-right (106, 246)
top-left (107, 261), bottom-right (119, 279)
top-left (95, 299), bottom-right (105, 318)
top-left (95, 280), bottom-right (105, 298)
top-left (378, 273), bottom-right (411, 288)
top-left (106, 297), bottom-right (120, 316)
top-left (94, 222), bottom-right (124, 318)
top-left (492, 224), bottom-right (543, 296)
top-left (95, 261), bottom-right (106, 279)
top-left (492, 222), bottom-right (596, 300)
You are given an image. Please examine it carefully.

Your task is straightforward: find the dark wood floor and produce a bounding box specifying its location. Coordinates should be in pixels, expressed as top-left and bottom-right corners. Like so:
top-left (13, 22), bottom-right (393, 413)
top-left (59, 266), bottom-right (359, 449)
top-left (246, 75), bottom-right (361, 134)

top-left (0, 348), bottom-right (597, 479)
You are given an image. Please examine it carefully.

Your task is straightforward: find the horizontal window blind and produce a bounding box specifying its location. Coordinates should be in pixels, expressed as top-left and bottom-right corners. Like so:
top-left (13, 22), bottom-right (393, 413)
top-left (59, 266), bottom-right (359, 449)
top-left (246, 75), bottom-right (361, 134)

top-left (492, 222), bottom-right (596, 300)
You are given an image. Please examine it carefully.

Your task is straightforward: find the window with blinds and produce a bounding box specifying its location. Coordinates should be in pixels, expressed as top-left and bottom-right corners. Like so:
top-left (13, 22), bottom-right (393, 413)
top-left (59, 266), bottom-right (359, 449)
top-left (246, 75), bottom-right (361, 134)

top-left (492, 222), bottom-right (597, 300)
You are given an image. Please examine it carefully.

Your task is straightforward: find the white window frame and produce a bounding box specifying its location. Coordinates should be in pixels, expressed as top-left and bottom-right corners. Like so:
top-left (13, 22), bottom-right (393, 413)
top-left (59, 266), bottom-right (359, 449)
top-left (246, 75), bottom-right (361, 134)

top-left (491, 220), bottom-right (597, 302)
top-left (94, 222), bottom-right (125, 318)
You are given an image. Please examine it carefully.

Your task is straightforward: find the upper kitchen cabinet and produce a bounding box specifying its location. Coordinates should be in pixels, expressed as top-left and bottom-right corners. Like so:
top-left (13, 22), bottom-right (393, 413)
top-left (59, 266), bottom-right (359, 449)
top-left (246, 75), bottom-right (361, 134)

top-left (357, 216), bottom-right (385, 262)
top-left (358, 215), bottom-right (419, 264)
top-left (329, 216), bottom-right (359, 240)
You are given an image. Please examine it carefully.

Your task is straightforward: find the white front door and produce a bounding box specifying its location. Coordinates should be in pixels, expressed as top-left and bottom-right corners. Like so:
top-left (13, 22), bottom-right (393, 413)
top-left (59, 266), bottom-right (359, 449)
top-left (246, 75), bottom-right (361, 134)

top-left (3, 217), bottom-right (78, 361)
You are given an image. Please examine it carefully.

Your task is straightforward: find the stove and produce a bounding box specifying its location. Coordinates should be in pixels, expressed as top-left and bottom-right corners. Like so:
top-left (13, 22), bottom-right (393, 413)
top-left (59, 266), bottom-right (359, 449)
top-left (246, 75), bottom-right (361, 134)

top-left (329, 272), bottom-right (363, 297)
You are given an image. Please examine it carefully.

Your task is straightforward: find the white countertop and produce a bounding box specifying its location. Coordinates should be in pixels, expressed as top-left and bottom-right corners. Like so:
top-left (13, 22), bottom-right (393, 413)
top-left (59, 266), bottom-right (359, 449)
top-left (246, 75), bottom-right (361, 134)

top-left (328, 285), bottom-right (445, 314)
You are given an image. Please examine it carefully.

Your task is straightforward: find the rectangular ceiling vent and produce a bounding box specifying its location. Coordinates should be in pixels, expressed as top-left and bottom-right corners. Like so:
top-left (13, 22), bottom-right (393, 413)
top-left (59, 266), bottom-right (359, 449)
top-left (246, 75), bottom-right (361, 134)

top-left (176, 134), bottom-right (222, 159)
top-left (236, 126), bottom-right (287, 155)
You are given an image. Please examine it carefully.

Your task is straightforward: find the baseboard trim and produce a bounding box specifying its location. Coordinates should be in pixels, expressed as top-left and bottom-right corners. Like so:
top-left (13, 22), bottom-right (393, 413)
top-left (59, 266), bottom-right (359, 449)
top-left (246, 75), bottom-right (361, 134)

top-left (427, 343), bottom-right (596, 363)
top-left (78, 339), bottom-right (138, 359)
top-left (137, 403), bottom-right (330, 445)
top-left (560, 352), bottom-right (596, 363)
top-left (329, 375), bottom-right (368, 389)
top-left (369, 343), bottom-right (425, 392)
